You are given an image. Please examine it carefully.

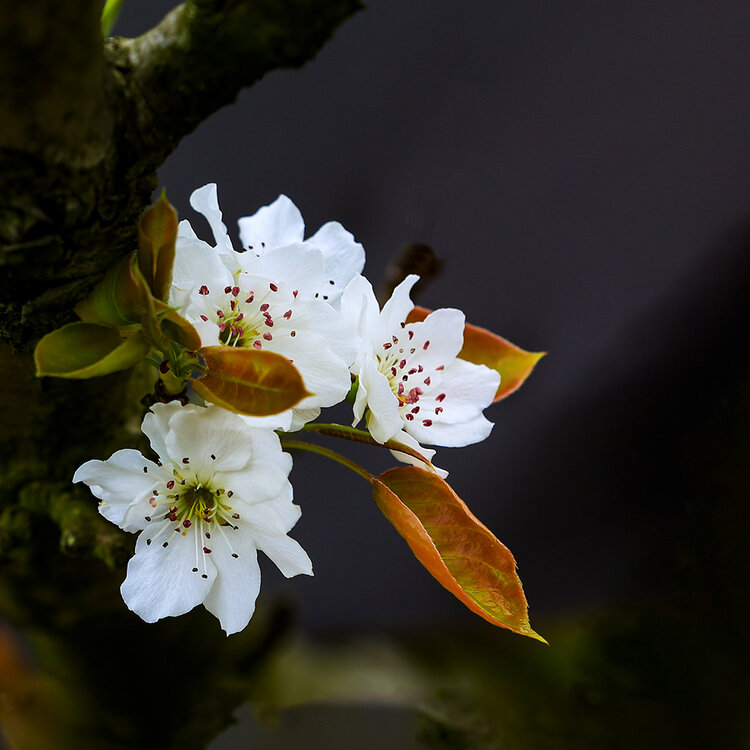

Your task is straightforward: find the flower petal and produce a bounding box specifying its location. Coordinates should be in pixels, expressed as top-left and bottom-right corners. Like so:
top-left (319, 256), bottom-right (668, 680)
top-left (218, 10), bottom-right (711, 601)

top-left (361, 362), bottom-right (403, 443)
top-left (254, 530), bottom-right (313, 578)
top-left (237, 194), bottom-right (305, 251)
top-left (238, 243), bottom-right (325, 299)
top-left (306, 221), bottom-right (365, 307)
top-left (378, 274), bottom-right (419, 340)
top-left (189, 183), bottom-right (235, 257)
top-left (73, 449), bottom-right (164, 533)
top-left (121, 523), bottom-right (217, 623)
top-left (202, 527), bottom-right (262, 635)
top-left (387, 429), bottom-right (448, 479)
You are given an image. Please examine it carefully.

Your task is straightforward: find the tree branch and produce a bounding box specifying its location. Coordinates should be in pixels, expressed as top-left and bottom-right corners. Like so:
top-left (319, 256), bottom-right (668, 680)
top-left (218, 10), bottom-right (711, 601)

top-left (111, 0), bottom-right (363, 167)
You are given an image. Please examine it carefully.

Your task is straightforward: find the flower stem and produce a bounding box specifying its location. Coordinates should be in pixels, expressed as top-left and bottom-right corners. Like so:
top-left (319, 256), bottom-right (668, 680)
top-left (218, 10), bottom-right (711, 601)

top-left (299, 423), bottom-right (432, 467)
top-left (280, 439), bottom-right (375, 484)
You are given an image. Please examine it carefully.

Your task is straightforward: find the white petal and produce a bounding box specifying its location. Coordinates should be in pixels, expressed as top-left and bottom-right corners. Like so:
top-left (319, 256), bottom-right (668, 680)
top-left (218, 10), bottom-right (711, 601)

top-left (427, 358), bottom-right (499, 424)
top-left (237, 194), bottom-right (305, 252)
top-left (288, 406), bottom-right (321, 432)
top-left (177, 218), bottom-right (198, 241)
top-left (73, 449), bottom-right (162, 533)
top-left (254, 530), bottom-right (313, 578)
top-left (171, 237), bottom-right (234, 294)
top-left (378, 274), bottom-right (419, 339)
top-left (361, 363), bottom-right (403, 443)
top-left (306, 221), bottom-right (365, 306)
top-left (239, 410), bottom-right (294, 432)
top-left (165, 405), bottom-right (253, 479)
top-left (141, 402), bottom-right (184, 462)
top-left (202, 527), bottom-right (262, 635)
top-left (340, 275), bottom-right (380, 341)
top-left (121, 523), bottom-right (216, 623)
top-left (239, 243), bottom-right (325, 298)
top-left (406, 307), bottom-right (465, 369)
top-left (189, 183), bottom-right (235, 256)
top-left (407, 411), bottom-right (494, 448)
top-left (387, 429), bottom-right (448, 479)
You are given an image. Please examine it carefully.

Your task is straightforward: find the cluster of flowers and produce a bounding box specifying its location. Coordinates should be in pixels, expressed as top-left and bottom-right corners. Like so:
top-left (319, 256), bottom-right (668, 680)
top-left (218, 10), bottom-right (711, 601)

top-left (74, 185), bottom-right (503, 635)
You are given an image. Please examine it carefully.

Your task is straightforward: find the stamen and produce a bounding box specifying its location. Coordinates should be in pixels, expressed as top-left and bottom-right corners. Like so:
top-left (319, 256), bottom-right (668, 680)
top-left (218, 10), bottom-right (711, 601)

top-left (383, 343), bottom-right (392, 350)
top-left (290, 330), bottom-right (296, 337)
top-left (265, 318), bottom-right (274, 326)
top-left (293, 290), bottom-right (298, 297)
top-left (216, 309), bottom-right (224, 318)
top-left (435, 407), bottom-right (443, 414)
top-left (231, 286), bottom-right (240, 297)
top-left (399, 359), bottom-right (407, 369)
top-left (199, 285), bottom-right (209, 295)
top-left (424, 377), bottom-right (431, 385)
top-left (422, 419), bottom-right (433, 426)
top-left (269, 283), bottom-right (278, 292)
top-left (253, 340), bottom-right (262, 349)
top-left (245, 293), bottom-right (255, 303)
top-left (436, 393), bottom-right (446, 402)
top-left (182, 457), bottom-right (190, 464)
top-left (283, 310), bottom-right (292, 319)
top-left (224, 286), bottom-right (232, 294)
top-left (423, 340), bottom-right (430, 349)
top-left (183, 520), bottom-right (191, 528)
top-left (260, 303), bottom-right (269, 311)
top-left (263, 332), bottom-right (273, 341)
top-left (408, 330), bottom-right (414, 339)
top-left (142, 466), bottom-right (148, 473)
top-left (200, 315), bottom-right (208, 321)
top-left (405, 413), bottom-right (414, 421)
top-left (203, 547), bottom-right (212, 554)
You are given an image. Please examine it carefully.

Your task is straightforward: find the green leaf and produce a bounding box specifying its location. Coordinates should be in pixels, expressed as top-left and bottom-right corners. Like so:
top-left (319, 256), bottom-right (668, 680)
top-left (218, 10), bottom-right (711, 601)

top-left (101, 0), bottom-right (127, 36)
top-left (138, 192), bottom-right (178, 302)
top-left (75, 252), bottom-right (152, 328)
top-left (407, 306), bottom-right (545, 402)
top-left (192, 346), bottom-right (312, 416)
top-left (35, 323), bottom-right (150, 379)
top-left (373, 465), bottom-right (546, 642)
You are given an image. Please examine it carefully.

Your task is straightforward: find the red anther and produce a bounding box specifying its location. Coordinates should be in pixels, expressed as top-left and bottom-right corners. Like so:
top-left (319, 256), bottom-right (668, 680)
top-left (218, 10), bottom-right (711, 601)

top-left (253, 340), bottom-right (262, 349)
top-left (435, 407), bottom-right (443, 414)
top-left (422, 419), bottom-right (433, 426)
top-left (408, 330), bottom-right (414, 339)
top-left (260, 303), bottom-right (269, 311)
top-left (423, 377), bottom-right (431, 385)
top-left (149, 497), bottom-right (157, 507)
top-left (397, 382), bottom-right (405, 395)
top-left (417, 365), bottom-right (424, 372)
top-left (203, 547), bottom-right (212, 554)
top-left (283, 309), bottom-right (292, 319)
top-left (231, 286), bottom-right (240, 297)
top-left (235, 312), bottom-right (244, 322)
top-left (383, 342), bottom-right (392, 350)
top-left (200, 315), bottom-right (208, 321)
top-left (391, 367), bottom-right (397, 376)
top-left (423, 340), bottom-right (430, 349)
top-left (224, 286), bottom-right (232, 294)
top-left (411, 406), bottom-right (420, 414)
top-left (183, 519), bottom-right (191, 528)
top-left (218, 323), bottom-right (226, 332)
top-left (265, 318), bottom-right (274, 326)
top-left (405, 413), bottom-right (414, 421)
top-left (216, 309), bottom-right (224, 318)
top-left (399, 359), bottom-right (407, 369)
top-left (166, 480), bottom-right (175, 490)
top-left (169, 513), bottom-right (177, 521)
top-left (408, 368), bottom-right (417, 374)
top-left (392, 335), bottom-right (399, 344)
top-left (269, 283), bottom-right (278, 292)
top-left (414, 387), bottom-right (423, 395)
top-left (230, 300), bottom-right (236, 311)
top-left (182, 457), bottom-right (189, 464)
top-left (199, 285), bottom-right (210, 295)
top-left (436, 393), bottom-right (446, 402)
top-left (263, 332), bottom-right (273, 341)
top-left (436, 365), bottom-right (445, 371)
top-left (293, 289), bottom-right (298, 297)
top-left (230, 325), bottom-right (238, 337)
top-left (245, 293), bottom-right (254, 303)
top-left (236, 326), bottom-right (244, 337)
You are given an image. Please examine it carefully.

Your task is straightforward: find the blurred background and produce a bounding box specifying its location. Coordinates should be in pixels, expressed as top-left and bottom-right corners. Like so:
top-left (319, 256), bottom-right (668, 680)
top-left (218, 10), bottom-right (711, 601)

top-left (4, 1), bottom-right (750, 747)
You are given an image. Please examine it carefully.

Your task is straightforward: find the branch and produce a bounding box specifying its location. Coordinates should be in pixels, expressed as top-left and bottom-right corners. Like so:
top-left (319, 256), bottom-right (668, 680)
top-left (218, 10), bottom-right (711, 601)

top-left (0, 0), bottom-right (111, 165)
top-left (110, 0), bottom-right (363, 166)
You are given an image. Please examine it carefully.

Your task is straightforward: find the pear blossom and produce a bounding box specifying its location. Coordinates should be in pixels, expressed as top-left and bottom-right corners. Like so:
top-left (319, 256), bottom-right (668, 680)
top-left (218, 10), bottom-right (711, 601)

top-left (73, 402), bottom-right (312, 634)
top-left (171, 184), bottom-right (360, 430)
top-left (341, 274), bottom-right (500, 473)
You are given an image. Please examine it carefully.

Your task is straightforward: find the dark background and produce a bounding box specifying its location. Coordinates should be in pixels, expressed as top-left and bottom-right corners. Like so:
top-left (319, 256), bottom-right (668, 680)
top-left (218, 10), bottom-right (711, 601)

top-left (114, 1), bottom-right (750, 746)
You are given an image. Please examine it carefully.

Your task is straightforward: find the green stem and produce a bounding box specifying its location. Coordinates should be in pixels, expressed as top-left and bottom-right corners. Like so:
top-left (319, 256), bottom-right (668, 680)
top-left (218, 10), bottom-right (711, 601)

top-left (299, 422), bottom-right (432, 467)
top-left (280, 439), bottom-right (374, 484)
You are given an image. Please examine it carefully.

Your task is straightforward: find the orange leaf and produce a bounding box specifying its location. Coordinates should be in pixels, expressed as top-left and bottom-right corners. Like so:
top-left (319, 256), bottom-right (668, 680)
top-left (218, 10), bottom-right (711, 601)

top-left (373, 465), bottom-right (545, 642)
top-left (193, 346), bottom-right (312, 416)
top-left (406, 306), bottom-right (544, 402)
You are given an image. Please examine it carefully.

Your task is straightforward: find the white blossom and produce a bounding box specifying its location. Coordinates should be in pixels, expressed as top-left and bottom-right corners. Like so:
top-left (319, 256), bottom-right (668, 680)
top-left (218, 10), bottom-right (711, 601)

top-left (73, 402), bottom-right (311, 635)
top-left (341, 274), bottom-right (500, 474)
top-left (170, 184), bottom-right (361, 430)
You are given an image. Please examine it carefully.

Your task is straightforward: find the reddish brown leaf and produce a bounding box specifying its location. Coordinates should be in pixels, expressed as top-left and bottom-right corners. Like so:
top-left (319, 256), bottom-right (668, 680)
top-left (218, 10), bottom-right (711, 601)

top-left (373, 465), bottom-right (545, 642)
top-left (138, 192), bottom-right (178, 302)
top-left (193, 346), bottom-right (312, 416)
top-left (406, 306), bottom-right (544, 402)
